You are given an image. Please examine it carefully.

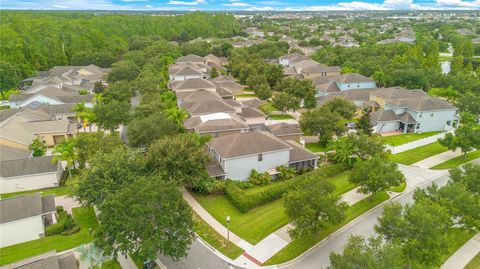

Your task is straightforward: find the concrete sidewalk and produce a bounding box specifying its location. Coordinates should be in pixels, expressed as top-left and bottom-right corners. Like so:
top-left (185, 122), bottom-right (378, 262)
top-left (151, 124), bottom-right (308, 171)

top-left (117, 254), bottom-right (138, 269)
top-left (441, 233), bottom-right (480, 269)
top-left (181, 188), bottom-right (253, 250)
top-left (413, 150), bottom-right (462, 168)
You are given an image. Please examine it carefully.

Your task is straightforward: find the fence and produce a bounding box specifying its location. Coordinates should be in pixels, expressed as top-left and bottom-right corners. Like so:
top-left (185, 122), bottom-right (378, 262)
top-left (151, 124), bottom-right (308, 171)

top-left (386, 130), bottom-right (454, 154)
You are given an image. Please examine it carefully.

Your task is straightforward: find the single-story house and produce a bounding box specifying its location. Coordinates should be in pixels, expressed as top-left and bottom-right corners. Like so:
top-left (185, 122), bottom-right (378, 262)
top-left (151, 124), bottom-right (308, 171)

top-left (2, 251), bottom-right (77, 269)
top-left (0, 193), bottom-right (57, 247)
top-left (206, 131), bottom-right (318, 181)
top-left (9, 86), bottom-right (93, 109)
top-left (0, 153), bottom-right (62, 194)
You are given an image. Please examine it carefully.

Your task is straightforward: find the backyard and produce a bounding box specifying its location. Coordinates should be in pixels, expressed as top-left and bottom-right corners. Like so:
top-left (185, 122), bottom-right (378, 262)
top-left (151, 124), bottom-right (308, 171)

top-left (389, 142), bottom-right (448, 165)
top-left (0, 186), bottom-right (70, 199)
top-left (304, 142), bottom-right (327, 153)
top-left (268, 114), bottom-right (295, 120)
top-left (381, 131), bottom-right (442, 146)
top-left (0, 206), bottom-right (98, 265)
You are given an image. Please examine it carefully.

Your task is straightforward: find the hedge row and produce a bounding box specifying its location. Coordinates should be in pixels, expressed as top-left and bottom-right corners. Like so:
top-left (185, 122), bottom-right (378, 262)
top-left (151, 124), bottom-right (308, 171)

top-left (45, 211), bottom-right (77, 236)
top-left (224, 163), bottom-right (350, 213)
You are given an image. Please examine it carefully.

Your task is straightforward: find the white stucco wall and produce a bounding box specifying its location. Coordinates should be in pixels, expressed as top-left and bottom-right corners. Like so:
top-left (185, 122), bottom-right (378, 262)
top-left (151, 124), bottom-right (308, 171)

top-left (374, 121), bottom-right (399, 133)
top-left (415, 109), bottom-right (457, 133)
top-left (337, 81), bottom-right (376, 91)
top-left (223, 150), bottom-right (290, 181)
top-left (0, 172), bottom-right (59, 194)
top-left (0, 216), bottom-right (45, 247)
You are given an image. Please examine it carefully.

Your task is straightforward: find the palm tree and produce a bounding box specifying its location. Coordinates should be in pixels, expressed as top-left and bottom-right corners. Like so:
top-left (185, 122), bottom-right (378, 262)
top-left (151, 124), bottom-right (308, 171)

top-left (73, 102), bottom-right (87, 132)
top-left (52, 139), bottom-right (77, 181)
top-left (372, 71), bottom-right (386, 88)
top-left (328, 138), bottom-right (356, 167)
top-left (76, 244), bottom-right (106, 269)
top-left (81, 109), bottom-right (97, 132)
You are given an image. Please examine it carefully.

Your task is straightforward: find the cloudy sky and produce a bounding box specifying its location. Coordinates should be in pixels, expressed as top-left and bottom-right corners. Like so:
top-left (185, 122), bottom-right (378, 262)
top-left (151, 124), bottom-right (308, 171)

top-left (2, 0), bottom-right (479, 10)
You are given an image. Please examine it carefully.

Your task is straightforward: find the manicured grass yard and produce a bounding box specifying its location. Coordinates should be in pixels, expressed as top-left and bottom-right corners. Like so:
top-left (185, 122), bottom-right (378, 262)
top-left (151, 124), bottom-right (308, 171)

top-left (234, 94), bottom-right (257, 98)
top-left (464, 252), bottom-right (480, 269)
top-left (268, 114), bottom-right (295, 120)
top-left (264, 192), bottom-right (390, 265)
top-left (0, 186), bottom-right (70, 199)
top-left (0, 206), bottom-right (98, 265)
top-left (194, 194), bottom-right (289, 244)
top-left (193, 170), bottom-right (355, 245)
top-left (101, 259), bottom-right (122, 269)
top-left (431, 150), bottom-right (480, 170)
top-left (305, 143), bottom-right (327, 153)
top-left (433, 229), bottom-right (476, 269)
top-left (389, 142), bottom-right (448, 165)
top-left (193, 212), bottom-right (244, 259)
top-left (381, 131), bottom-right (442, 146)
top-left (389, 182), bottom-right (407, 193)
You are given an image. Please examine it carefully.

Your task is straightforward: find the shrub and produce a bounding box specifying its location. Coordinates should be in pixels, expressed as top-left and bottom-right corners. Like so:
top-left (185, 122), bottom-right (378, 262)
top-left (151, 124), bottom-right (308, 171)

top-left (79, 89), bottom-right (88, 95)
top-left (60, 225), bottom-right (81, 235)
top-left (225, 163), bottom-right (350, 212)
top-left (56, 206), bottom-right (64, 212)
top-left (191, 178), bottom-right (225, 195)
top-left (276, 165), bottom-right (296, 181)
top-left (45, 211), bottom-right (77, 236)
top-left (248, 170), bottom-right (271, 186)
top-left (232, 181), bottom-right (254, 190)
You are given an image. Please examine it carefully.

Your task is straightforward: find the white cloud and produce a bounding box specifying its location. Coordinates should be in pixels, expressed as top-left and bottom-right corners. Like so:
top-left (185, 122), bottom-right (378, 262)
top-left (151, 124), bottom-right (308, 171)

top-left (120, 0), bottom-right (148, 2)
top-left (167, 0), bottom-right (205, 5)
top-left (246, 6), bottom-right (274, 10)
top-left (435, 0), bottom-right (480, 7)
top-left (224, 0), bottom-right (251, 7)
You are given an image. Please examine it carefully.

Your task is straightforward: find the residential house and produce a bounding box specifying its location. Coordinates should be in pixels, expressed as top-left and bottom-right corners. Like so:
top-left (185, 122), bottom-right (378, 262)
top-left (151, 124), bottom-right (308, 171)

top-left (267, 122), bottom-right (303, 141)
top-left (0, 193), bottom-right (57, 247)
top-left (245, 27), bottom-right (265, 38)
top-left (168, 62), bottom-right (209, 81)
top-left (279, 53), bottom-right (311, 67)
top-left (0, 146), bottom-right (62, 194)
top-left (175, 54), bottom-right (207, 64)
top-left (184, 113), bottom-right (249, 138)
top-left (206, 131), bottom-right (318, 180)
top-left (0, 107), bottom-right (77, 149)
top-left (31, 64), bottom-right (109, 89)
top-left (2, 251), bottom-right (77, 269)
top-left (368, 87), bottom-right (457, 134)
top-left (179, 90), bottom-right (238, 116)
top-left (335, 35), bottom-right (359, 47)
top-left (238, 107), bottom-right (266, 129)
top-left (9, 86), bottom-right (93, 108)
top-left (328, 73), bottom-right (376, 91)
top-left (240, 98), bottom-right (266, 109)
top-left (286, 59), bottom-right (341, 79)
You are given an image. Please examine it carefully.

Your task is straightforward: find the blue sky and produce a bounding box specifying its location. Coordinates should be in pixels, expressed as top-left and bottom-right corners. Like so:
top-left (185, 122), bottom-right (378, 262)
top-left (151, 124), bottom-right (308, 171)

top-left (2, 0), bottom-right (479, 10)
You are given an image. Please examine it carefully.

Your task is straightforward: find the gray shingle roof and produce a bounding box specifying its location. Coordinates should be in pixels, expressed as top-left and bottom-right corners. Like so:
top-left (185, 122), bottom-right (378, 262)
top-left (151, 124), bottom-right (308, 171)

top-left (207, 131), bottom-right (292, 159)
top-left (371, 87), bottom-right (425, 100)
top-left (268, 123), bottom-right (302, 136)
top-left (238, 107), bottom-right (266, 118)
top-left (286, 140), bottom-right (319, 163)
top-left (388, 96), bottom-right (455, 111)
top-left (370, 109), bottom-right (398, 122)
top-left (0, 156), bottom-right (59, 178)
top-left (0, 193), bottom-right (56, 224)
top-left (2, 251), bottom-right (77, 269)
top-left (171, 79), bottom-right (215, 91)
top-left (176, 54), bottom-right (206, 63)
top-left (0, 145), bottom-right (32, 162)
top-left (329, 73), bottom-right (373, 84)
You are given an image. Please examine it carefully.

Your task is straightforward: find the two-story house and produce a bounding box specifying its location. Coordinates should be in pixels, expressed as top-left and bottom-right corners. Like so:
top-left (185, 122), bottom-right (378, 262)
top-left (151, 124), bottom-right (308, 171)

top-left (369, 87), bottom-right (457, 134)
top-left (206, 131), bottom-right (318, 181)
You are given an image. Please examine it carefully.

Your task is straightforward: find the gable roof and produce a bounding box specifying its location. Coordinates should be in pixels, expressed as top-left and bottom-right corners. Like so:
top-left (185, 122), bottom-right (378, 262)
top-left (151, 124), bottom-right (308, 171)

top-left (240, 98), bottom-right (265, 108)
top-left (238, 107), bottom-right (266, 118)
top-left (207, 131), bottom-right (292, 159)
top-left (182, 98), bottom-right (236, 115)
top-left (1, 156), bottom-right (59, 178)
top-left (0, 193), bottom-right (56, 224)
top-left (176, 54), bottom-right (206, 63)
top-left (170, 79), bottom-right (216, 91)
top-left (371, 87), bottom-right (426, 100)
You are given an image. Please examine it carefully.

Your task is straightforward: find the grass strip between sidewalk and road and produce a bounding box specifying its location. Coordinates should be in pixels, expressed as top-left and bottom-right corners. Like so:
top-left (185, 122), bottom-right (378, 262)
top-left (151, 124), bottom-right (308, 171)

top-left (0, 186), bottom-right (70, 199)
top-left (193, 212), bottom-right (244, 259)
top-left (464, 251), bottom-right (480, 269)
top-left (381, 131), bottom-right (442, 146)
top-left (433, 229), bottom-right (476, 269)
top-left (263, 192), bottom-right (390, 265)
top-left (0, 206), bottom-right (97, 265)
top-left (431, 150), bottom-right (480, 170)
top-left (389, 142), bottom-right (448, 165)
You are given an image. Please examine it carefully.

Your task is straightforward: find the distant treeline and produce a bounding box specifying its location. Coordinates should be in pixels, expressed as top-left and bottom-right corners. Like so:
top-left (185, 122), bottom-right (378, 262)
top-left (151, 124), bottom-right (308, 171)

top-left (0, 11), bottom-right (241, 89)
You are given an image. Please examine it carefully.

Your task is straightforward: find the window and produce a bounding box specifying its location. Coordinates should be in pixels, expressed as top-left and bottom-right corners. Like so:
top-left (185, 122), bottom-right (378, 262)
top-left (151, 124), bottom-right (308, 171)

top-left (447, 121), bottom-right (451, 126)
top-left (419, 113), bottom-right (423, 118)
top-left (416, 123), bottom-right (421, 129)
top-left (258, 154), bottom-right (263, 162)
top-left (430, 112), bottom-right (434, 117)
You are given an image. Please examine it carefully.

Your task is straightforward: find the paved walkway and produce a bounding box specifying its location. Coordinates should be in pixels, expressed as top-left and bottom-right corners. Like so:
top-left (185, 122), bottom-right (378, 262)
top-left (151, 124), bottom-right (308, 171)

top-left (54, 195), bottom-right (81, 214)
top-left (441, 233), bottom-right (480, 269)
top-left (118, 254), bottom-right (138, 269)
top-left (181, 187), bottom-right (253, 250)
top-left (413, 149), bottom-right (462, 168)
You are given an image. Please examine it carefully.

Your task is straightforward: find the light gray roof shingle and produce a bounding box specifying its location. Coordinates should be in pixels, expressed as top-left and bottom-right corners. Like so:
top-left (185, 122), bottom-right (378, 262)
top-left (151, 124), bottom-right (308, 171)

top-left (329, 73), bottom-right (373, 84)
top-left (0, 156), bottom-right (59, 178)
top-left (2, 251), bottom-right (77, 269)
top-left (0, 145), bottom-right (32, 162)
top-left (268, 123), bottom-right (302, 136)
top-left (238, 107), bottom-right (266, 118)
top-left (388, 96), bottom-right (455, 111)
top-left (0, 193), bottom-right (56, 224)
top-left (286, 140), bottom-right (319, 163)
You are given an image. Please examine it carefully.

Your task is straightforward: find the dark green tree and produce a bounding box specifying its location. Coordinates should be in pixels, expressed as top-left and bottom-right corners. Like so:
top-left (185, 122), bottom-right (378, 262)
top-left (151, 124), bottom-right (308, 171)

top-left (29, 137), bottom-right (47, 157)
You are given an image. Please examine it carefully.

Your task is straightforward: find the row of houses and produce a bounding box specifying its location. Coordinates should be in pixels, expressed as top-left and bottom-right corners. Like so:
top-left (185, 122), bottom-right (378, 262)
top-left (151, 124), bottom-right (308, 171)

top-left (0, 64), bottom-right (109, 195)
top-left (278, 53), bottom-right (458, 134)
top-left (168, 54), bottom-right (319, 181)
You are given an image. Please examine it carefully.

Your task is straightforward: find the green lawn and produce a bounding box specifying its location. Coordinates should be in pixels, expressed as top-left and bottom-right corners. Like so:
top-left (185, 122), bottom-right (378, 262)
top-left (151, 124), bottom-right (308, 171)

top-left (193, 212), bottom-right (244, 259)
top-left (102, 259), bottom-right (122, 269)
top-left (438, 56), bottom-right (453, 61)
top-left (234, 94), bottom-right (257, 98)
top-left (305, 143), bottom-right (327, 153)
top-left (0, 206), bottom-right (98, 265)
top-left (431, 150), bottom-right (480, 170)
top-left (194, 194), bottom-right (289, 244)
top-left (264, 192), bottom-right (390, 265)
top-left (464, 251), bottom-right (480, 269)
top-left (389, 142), bottom-right (448, 165)
top-left (381, 131), bottom-right (442, 146)
top-left (330, 172), bottom-right (356, 197)
top-left (0, 186), bottom-right (70, 199)
top-left (389, 182), bottom-right (407, 193)
top-left (432, 229), bottom-right (476, 269)
top-left (268, 114), bottom-right (295, 120)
